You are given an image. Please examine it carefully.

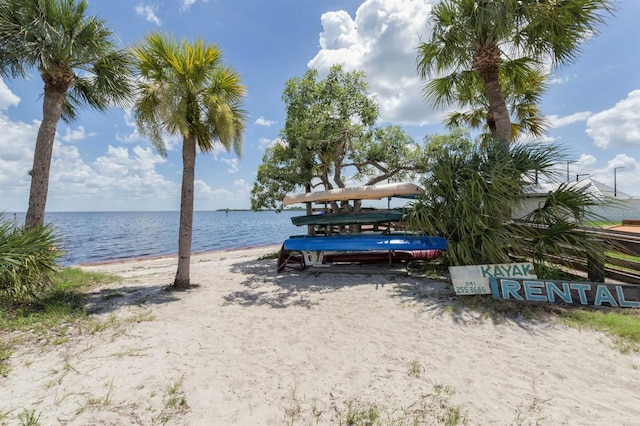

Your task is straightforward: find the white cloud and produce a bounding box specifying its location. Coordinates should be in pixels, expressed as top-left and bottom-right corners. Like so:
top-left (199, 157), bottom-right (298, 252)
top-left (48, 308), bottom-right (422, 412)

top-left (115, 111), bottom-right (145, 143)
top-left (0, 112), bottom-right (182, 210)
top-left (0, 113), bottom-right (38, 190)
top-left (586, 90), bottom-right (640, 149)
top-left (255, 117), bottom-right (276, 126)
top-left (135, 4), bottom-right (161, 26)
top-left (61, 126), bottom-right (96, 143)
top-left (582, 154), bottom-right (640, 191)
top-left (578, 153), bottom-right (597, 168)
top-left (194, 179), bottom-right (232, 198)
top-left (308, 0), bottom-right (439, 125)
top-left (234, 178), bottom-right (251, 193)
top-left (258, 137), bottom-right (277, 150)
top-left (0, 78), bottom-right (20, 111)
top-left (219, 157), bottom-right (239, 173)
top-left (547, 111), bottom-right (592, 128)
top-left (181, 0), bottom-right (204, 11)
top-left (548, 74), bottom-right (574, 85)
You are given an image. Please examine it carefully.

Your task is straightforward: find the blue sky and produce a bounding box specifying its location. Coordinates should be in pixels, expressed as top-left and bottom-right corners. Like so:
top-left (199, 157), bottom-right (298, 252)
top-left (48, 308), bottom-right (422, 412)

top-left (1, 0), bottom-right (639, 212)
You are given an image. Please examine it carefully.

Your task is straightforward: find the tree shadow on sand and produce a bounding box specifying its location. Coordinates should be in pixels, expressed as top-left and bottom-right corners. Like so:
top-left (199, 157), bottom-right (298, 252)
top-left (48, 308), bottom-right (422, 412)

top-left (224, 257), bottom-right (445, 309)
top-left (82, 284), bottom-right (181, 315)
top-left (390, 274), bottom-right (559, 330)
top-left (226, 256), bottom-right (559, 330)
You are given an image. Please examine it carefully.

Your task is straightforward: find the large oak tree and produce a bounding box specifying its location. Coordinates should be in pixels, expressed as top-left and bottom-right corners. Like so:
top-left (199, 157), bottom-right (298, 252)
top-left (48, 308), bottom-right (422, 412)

top-left (251, 65), bottom-right (427, 213)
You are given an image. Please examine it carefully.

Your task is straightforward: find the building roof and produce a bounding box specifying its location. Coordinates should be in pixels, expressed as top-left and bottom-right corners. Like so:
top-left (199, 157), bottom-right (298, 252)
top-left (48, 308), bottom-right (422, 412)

top-left (524, 177), bottom-right (631, 200)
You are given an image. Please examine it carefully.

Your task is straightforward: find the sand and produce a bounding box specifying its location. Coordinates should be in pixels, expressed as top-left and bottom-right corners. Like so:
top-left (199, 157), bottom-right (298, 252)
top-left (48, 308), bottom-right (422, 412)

top-left (1, 245), bottom-right (639, 425)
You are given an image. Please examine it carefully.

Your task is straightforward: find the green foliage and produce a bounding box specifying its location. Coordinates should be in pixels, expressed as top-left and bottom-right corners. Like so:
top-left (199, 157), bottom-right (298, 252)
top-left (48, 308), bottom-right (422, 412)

top-left (509, 183), bottom-right (608, 271)
top-left (131, 31), bottom-right (247, 287)
top-left (406, 138), bottom-right (555, 265)
top-left (251, 65), bottom-right (425, 211)
top-left (416, 0), bottom-right (614, 144)
top-left (0, 0), bottom-right (135, 228)
top-left (426, 58), bottom-right (550, 144)
top-left (131, 32), bottom-right (247, 157)
top-left (0, 216), bottom-right (62, 302)
top-left (0, 0), bottom-right (135, 120)
top-left (562, 309), bottom-right (640, 352)
top-left (0, 267), bottom-right (122, 376)
top-left (405, 136), bottom-right (605, 270)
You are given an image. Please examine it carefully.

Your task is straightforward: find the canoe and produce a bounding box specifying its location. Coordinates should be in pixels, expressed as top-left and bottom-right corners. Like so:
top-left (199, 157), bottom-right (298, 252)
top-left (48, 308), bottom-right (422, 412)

top-left (282, 182), bottom-right (424, 205)
top-left (290, 209), bottom-right (405, 226)
top-left (283, 234), bottom-right (447, 252)
top-left (323, 250), bottom-right (442, 263)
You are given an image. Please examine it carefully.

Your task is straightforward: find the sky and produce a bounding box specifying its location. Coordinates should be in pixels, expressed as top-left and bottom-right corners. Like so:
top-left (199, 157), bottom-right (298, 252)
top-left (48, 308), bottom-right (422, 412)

top-left (1, 0), bottom-right (639, 212)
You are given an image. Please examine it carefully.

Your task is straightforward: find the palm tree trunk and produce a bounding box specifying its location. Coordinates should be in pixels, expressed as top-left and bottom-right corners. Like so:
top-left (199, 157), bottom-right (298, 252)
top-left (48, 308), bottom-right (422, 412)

top-left (173, 135), bottom-right (196, 288)
top-left (25, 87), bottom-right (65, 229)
top-left (483, 77), bottom-right (511, 147)
top-left (473, 43), bottom-right (511, 147)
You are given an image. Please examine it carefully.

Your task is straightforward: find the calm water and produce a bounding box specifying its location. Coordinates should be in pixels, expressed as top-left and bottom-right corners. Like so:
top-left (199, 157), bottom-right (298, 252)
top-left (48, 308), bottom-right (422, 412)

top-left (8, 211), bottom-right (302, 266)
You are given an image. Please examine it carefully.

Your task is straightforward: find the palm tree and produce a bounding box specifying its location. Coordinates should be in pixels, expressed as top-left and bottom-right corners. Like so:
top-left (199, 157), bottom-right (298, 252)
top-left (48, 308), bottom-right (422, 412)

top-left (416, 0), bottom-right (614, 146)
top-left (0, 0), bottom-right (134, 228)
top-left (424, 58), bottom-right (549, 145)
top-left (131, 32), bottom-right (247, 288)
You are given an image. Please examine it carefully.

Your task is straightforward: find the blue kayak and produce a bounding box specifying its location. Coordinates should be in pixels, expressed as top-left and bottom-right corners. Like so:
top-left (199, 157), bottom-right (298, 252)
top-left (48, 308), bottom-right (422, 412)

top-left (283, 234), bottom-right (447, 252)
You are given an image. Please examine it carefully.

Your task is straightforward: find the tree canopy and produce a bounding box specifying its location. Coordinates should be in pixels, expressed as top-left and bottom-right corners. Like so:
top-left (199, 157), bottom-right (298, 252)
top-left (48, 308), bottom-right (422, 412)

top-left (416, 0), bottom-right (614, 146)
top-left (251, 65), bottom-right (427, 211)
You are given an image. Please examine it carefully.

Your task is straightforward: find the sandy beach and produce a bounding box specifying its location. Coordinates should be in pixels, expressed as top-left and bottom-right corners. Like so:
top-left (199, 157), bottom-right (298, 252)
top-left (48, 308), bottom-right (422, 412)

top-left (2, 244), bottom-right (639, 425)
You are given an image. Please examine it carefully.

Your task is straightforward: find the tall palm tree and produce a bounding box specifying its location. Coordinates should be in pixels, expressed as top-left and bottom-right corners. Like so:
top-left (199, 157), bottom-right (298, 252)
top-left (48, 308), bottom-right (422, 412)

top-left (424, 58), bottom-right (549, 145)
top-left (131, 32), bottom-right (247, 288)
top-left (416, 0), bottom-right (614, 146)
top-left (0, 0), bottom-right (134, 228)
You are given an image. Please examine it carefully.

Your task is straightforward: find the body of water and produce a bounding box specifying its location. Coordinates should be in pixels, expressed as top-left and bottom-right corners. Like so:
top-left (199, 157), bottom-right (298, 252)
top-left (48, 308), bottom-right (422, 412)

top-left (8, 211), bottom-right (303, 266)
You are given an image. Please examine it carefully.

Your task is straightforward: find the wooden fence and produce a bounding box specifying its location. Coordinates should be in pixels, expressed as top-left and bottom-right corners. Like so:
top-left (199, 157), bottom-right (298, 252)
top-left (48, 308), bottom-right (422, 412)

top-left (580, 227), bottom-right (640, 283)
top-left (513, 223), bottom-right (640, 283)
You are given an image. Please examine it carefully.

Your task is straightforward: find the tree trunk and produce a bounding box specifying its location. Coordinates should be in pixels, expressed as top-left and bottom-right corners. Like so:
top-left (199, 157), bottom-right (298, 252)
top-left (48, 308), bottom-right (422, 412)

top-left (473, 43), bottom-right (511, 148)
top-left (173, 135), bottom-right (196, 288)
top-left (484, 77), bottom-right (512, 147)
top-left (24, 86), bottom-right (65, 229)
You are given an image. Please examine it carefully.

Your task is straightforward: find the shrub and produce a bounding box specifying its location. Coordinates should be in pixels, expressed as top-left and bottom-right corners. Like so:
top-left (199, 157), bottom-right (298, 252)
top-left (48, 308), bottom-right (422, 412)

top-left (405, 137), bottom-right (605, 271)
top-left (0, 215), bottom-right (62, 302)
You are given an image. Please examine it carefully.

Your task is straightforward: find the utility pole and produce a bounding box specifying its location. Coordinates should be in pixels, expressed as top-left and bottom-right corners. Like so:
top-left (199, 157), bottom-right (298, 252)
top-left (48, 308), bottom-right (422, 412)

top-left (614, 167), bottom-right (625, 197)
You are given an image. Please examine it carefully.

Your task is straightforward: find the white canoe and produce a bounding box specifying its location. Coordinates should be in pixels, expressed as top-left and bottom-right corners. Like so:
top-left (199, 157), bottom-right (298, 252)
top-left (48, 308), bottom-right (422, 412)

top-left (282, 182), bottom-right (424, 205)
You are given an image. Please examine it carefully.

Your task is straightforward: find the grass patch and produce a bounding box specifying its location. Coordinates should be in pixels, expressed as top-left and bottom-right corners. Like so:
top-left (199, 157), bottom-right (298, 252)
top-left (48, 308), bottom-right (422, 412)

top-left (258, 251), bottom-right (280, 261)
top-left (408, 360), bottom-right (422, 378)
top-left (586, 221), bottom-right (621, 228)
top-left (560, 308), bottom-right (640, 353)
top-left (16, 409), bottom-right (41, 426)
top-left (153, 375), bottom-right (190, 424)
top-left (0, 267), bottom-right (123, 376)
top-left (281, 383), bottom-right (467, 425)
top-left (452, 293), bottom-right (640, 352)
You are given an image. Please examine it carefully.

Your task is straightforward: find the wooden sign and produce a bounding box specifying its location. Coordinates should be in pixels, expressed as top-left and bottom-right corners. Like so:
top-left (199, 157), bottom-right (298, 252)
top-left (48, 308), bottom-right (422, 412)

top-left (449, 262), bottom-right (536, 295)
top-left (490, 278), bottom-right (640, 307)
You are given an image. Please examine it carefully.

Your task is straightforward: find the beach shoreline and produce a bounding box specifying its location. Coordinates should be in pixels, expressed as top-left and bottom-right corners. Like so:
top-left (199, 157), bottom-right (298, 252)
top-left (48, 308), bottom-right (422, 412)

top-left (2, 245), bottom-right (639, 425)
top-left (74, 242), bottom-right (283, 268)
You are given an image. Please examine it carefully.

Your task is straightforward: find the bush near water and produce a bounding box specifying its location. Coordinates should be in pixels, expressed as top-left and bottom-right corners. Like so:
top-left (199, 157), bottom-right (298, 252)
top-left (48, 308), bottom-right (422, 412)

top-left (0, 215), bottom-right (62, 302)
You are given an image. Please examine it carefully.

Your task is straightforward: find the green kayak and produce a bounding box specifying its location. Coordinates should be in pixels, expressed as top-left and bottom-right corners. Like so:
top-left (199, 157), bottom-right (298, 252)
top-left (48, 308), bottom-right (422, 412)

top-left (290, 209), bottom-right (405, 226)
